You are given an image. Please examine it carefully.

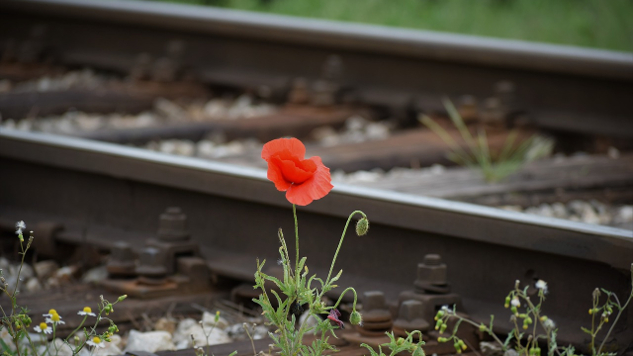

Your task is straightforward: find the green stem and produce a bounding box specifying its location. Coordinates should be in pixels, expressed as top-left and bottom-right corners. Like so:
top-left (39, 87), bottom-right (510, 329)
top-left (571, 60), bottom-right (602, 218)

top-left (293, 204), bottom-right (299, 281)
top-left (324, 210), bottom-right (366, 288)
top-left (598, 292), bottom-right (632, 355)
top-left (590, 294), bottom-right (598, 354)
top-left (65, 315), bottom-right (87, 343)
top-left (332, 287), bottom-right (358, 310)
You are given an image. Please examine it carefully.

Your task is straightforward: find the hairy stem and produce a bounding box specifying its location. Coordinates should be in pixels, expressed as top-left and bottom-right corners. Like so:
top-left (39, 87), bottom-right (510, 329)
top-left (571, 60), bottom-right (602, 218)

top-left (293, 204), bottom-right (299, 280)
top-left (324, 210), bottom-right (366, 288)
top-left (598, 292), bottom-right (632, 355)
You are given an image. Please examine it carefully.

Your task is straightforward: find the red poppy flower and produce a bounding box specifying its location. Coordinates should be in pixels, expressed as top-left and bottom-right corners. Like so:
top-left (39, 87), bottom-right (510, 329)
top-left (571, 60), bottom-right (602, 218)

top-left (327, 309), bottom-right (344, 329)
top-left (261, 138), bottom-right (333, 206)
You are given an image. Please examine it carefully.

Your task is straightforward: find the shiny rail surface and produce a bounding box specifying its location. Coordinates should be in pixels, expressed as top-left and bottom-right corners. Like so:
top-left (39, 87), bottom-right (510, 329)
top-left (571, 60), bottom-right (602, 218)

top-left (1, 129), bottom-right (631, 347)
top-left (1, 0), bottom-right (632, 137)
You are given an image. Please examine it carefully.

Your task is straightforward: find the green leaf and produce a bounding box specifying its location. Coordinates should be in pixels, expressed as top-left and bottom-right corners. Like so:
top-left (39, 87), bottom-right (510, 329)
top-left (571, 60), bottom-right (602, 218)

top-left (0, 338), bottom-right (13, 354)
top-left (330, 269), bottom-right (343, 284)
top-left (503, 332), bottom-right (514, 348)
top-left (580, 326), bottom-right (592, 334)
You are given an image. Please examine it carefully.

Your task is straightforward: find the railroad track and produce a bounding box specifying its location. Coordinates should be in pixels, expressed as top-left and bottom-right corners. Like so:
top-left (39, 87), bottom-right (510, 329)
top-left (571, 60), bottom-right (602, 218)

top-left (1, 0), bottom-right (632, 354)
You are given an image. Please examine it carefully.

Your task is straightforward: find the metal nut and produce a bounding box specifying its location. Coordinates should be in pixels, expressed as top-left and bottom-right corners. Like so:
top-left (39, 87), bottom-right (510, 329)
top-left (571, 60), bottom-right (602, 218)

top-left (414, 254), bottom-right (447, 287)
top-left (107, 241), bottom-right (136, 277)
top-left (157, 207), bottom-right (190, 241)
top-left (136, 247), bottom-right (167, 284)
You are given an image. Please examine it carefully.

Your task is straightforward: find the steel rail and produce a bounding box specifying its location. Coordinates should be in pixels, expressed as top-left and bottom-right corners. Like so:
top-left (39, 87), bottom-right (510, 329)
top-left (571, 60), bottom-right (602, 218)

top-left (1, 129), bottom-right (631, 268)
top-left (1, 0), bottom-right (632, 137)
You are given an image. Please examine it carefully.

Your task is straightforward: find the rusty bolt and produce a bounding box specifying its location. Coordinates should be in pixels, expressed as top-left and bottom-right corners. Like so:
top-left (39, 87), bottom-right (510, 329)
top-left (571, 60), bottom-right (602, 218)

top-left (414, 254), bottom-right (448, 293)
top-left (398, 300), bottom-right (423, 321)
top-left (130, 53), bottom-right (153, 81)
top-left (458, 95), bottom-right (479, 123)
top-left (107, 241), bottom-right (136, 277)
top-left (494, 80), bottom-right (516, 105)
top-left (364, 290), bottom-right (387, 311)
top-left (311, 80), bottom-right (336, 107)
top-left (288, 77), bottom-right (310, 105)
top-left (362, 291), bottom-right (392, 323)
top-left (158, 207), bottom-right (190, 242)
top-left (136, 247), bottom-right (167, 284)
top-left (480, 97), bottom-right (505, 125)
top-left (393, 300), bottom-right (429, 333)
top-left (321, 54), bottom-right (343, 82)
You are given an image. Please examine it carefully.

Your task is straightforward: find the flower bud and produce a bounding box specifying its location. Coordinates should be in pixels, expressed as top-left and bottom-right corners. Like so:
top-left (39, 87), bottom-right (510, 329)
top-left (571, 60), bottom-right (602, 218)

top-left (438, 337), bottom-right (447, 343)
top-left (350, 311), bottom-right (363, 326)
top-left (435, 319), bottom-right (443, 330)
top-left (117, 295), bottom-right (127, 302)
top-left (440, 323), bottom-right (447, 334)
top-left (356, 217), bottom-right (369, 236)
top-left (504, 296), bottom-right (511, 308)
top-left (479, 324), bottom-right (487, 332)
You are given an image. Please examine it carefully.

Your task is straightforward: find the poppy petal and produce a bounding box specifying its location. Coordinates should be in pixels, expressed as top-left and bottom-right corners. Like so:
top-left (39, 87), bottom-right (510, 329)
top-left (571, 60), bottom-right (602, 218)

top-left (267, 160), bottom-right (292, 191)
top-left (262, 138), bottom-right (306, 161)
top-left (273, 156), bottom-right (316, 184)
top-left (285, 157), bottom-right (333, 206)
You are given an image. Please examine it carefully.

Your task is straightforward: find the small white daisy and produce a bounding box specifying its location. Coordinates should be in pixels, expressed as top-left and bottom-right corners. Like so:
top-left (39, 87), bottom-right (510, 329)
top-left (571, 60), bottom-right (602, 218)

top-left (87, 336), bottom-right (106, 348)
top-left (535, 279), bottom-right (548, 294)
top-left (43, 309), bottom-right (58, 318)
top-left (34, 322), bottom-right (52, 334)
top-left (78, 306), bottom-right (96, 317)
top-left (15, 221), bottom-right (26, 235)
top-left (46, 313), bottom-right (65, 325)
top-left (511, 297), bottom-right (521, 307)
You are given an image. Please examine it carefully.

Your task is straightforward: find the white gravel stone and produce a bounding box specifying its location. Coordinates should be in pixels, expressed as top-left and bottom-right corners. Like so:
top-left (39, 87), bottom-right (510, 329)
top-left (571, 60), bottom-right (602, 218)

top-left (537, 203), bottom-right (554, 218)
top-left (82, 265), bottom-right (109, 284)
top-left (34, 260), bottom-right (59, 280)
top-left (18, 263), bottom-right (35, 280)
top-left (0, 328), bottom-right (16, 351)
top-left (173, 140), bottom-right (196, 156)
top-left (173, 318), bottom-right (231, 349)
top-left (25, 277), bottom-right (42, 292)
top-left (0, 257), bottom-right (10, 271)
top-left (480, 341), bottom-right (503, 356)
top-left (347, 170), bottom-right (381, 183)
top-left (155, 98), bottom-right (186, 119)
top-left (201, 311), bottom-right (229, 329)
top-left (614, 206), bottom-right (633, 224)
top-left (551, 202), bottom-right (568, 219)
top-left (581, 207), bottom-right (600, 224)
top-left (124, 330), bottom-right (175, 353)
top-left (567, 200), bottom-right (591, 217)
